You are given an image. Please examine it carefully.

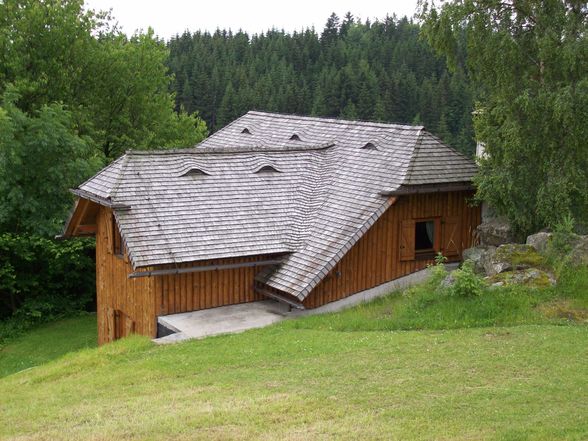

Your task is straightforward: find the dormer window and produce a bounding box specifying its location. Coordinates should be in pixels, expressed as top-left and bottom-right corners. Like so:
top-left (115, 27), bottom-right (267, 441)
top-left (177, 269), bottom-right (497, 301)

top-left (181, 168), bottom-right (209, 177)
top-left (254, 165), bottom-right (281, 174)
top-left (362, 142), bottom-right (378, 150)
top-left (241, 128), bottom-right (252, 134)
top-left (289, 134), bottom-right (301, 141)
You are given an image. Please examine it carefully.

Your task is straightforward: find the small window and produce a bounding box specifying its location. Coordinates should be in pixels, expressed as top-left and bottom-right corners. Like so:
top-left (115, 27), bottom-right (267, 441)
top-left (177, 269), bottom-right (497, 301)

top-left (181, 168), bottom-right (209, 177)
top-left (112, 217), bottom-right (124, 258)
top-left (255, 165), bottom-right (281, 174)
top-left (415, 220), bottom-right (435, 253)
top-left (362, 142), bottom-right (378, 150)
top-left (289, 134), bottom-right (301, 141)
top-left (241, 128), bottom-right (252, 134)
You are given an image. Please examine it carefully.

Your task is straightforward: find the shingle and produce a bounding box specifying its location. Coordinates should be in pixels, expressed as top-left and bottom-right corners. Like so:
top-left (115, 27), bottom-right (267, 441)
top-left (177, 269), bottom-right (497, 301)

top-left (73, 111), bottom-right (477, 300)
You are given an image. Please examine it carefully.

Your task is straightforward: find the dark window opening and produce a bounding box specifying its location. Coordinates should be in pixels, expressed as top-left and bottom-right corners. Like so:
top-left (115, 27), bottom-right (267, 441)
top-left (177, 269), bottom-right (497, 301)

top-left (255, 165), bottom-right (280, 173)
top-left (362, 142), bottom-right (377, 150)
top-left (182, 168), bottom-right (209, 177)
top-left (290, 134), bottom-right (301, 141)
top-left (415, 220), bottom-right (435, 252)
top-left (113, 217), bottom-right (124, 258)
top-left (241, 128), bottom-right (252, 134)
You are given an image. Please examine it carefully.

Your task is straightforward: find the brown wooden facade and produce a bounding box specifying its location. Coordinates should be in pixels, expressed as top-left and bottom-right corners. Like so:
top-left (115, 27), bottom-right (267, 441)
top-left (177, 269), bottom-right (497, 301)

top-left (95, 205), bottom-right (272, 344)
top-left (88, 190), bottom-right (480, 344)
top-left (302, 190), bottom-right (480, 308)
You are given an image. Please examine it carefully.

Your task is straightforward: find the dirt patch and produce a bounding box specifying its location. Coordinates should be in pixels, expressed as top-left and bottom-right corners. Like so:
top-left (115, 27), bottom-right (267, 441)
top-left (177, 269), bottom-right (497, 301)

top-left (538, 300), bottom-right (588, 323)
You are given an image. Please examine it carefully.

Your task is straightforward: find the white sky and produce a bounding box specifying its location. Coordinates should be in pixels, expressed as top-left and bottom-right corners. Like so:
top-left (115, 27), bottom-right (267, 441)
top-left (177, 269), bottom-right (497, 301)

top-left (85, 0), bottom-right (420, 40)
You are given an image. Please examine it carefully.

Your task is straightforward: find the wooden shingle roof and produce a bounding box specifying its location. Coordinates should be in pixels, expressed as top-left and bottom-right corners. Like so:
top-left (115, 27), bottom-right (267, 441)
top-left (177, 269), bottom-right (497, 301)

top-left (72, 111), bottom-right (477, 300)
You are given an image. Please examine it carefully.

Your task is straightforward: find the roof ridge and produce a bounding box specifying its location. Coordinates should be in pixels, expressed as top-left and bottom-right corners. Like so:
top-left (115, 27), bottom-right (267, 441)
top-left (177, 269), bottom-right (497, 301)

top-left (126, 141), bottom-right (336, 156)
top-left (246, 110), bottom-right (424, 131)
top-left (398, 127), bottom-right (426, 187)
top-left (423, 131), bottom-right (474, 161)
top-left (75, 155), bottom-right (125, 197)
top-left (108, 154), bottom-right (130, 202)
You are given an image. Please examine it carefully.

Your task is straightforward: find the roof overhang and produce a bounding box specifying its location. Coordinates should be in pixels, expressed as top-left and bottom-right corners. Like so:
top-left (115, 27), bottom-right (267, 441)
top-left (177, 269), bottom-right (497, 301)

top-left (379, 181), bottom-right (475, 197)
top-left (58, 189), bottom-right (131, 239)
top-left (70, 189), bottom-right (131, 210)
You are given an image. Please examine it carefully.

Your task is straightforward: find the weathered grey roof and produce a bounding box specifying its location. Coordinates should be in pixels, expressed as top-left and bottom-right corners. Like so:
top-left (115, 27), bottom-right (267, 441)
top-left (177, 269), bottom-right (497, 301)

top-left (73, 111), bottom-right (477, 300)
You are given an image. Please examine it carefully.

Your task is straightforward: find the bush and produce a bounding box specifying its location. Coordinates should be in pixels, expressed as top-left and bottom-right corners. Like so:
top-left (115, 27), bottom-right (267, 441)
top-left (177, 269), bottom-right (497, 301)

top-left (447, 260), bottom-right (486, 298)
top-left (549, 214), bottom-right (576, 256)
top-left (0, 234), bottom-right (95, 339)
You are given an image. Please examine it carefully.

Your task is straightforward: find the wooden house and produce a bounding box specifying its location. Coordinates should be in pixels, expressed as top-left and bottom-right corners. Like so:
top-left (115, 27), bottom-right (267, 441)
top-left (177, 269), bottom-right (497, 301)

top-left (62, 112), bottom-right (481, 344)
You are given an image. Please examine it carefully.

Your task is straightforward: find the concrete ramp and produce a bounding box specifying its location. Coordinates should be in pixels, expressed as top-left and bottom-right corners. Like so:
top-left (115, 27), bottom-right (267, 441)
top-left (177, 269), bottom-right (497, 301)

top-left (155, 300), bottom-right (289, 344)
top-left (153, 267), bottom-right (442, 344)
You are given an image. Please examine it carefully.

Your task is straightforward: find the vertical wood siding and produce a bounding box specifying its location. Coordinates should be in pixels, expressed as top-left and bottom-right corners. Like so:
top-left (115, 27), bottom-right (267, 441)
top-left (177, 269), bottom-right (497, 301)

top-left (96, 206), bottom-right (155, 345)
top-left (96, 191), bottom-right (480, 343)
top-left (152, 256), bottom-right (270, 317)
top-left (96, 205), bottom-right (274, 343)
top-left (302, 191), bottom-right (481, 308)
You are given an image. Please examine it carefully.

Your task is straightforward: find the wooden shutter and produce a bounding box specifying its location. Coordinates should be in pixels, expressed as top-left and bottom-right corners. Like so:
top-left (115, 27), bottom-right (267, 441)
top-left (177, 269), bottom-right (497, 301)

top-left (399, 219), bottom-right (415, 261)
top-left (442, 216), bottom-right (461, 257)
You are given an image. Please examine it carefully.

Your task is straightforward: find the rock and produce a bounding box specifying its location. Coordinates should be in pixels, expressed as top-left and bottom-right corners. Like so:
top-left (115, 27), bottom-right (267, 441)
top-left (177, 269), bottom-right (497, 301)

top-left (485, 268), bottom-right (556, 288)
top-left (462, 246), bottom-right (493, 274)
top-left (440, 273), bottom-right (456, 288)
top-left (476, 217), bottom-right (515, 247)
top-left (481, 244), bottom-right (544, 277)
top-left (569, 236), bottom-right (588, 266)
top-left (526, 232), bottom-right (552, 254)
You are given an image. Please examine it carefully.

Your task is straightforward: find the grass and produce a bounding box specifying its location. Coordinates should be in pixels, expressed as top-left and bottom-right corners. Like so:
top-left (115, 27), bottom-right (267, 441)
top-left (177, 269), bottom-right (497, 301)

top-left (0, 313), bottom-right (97, 378)
top-left (0, 266), bottom-right (586, 440)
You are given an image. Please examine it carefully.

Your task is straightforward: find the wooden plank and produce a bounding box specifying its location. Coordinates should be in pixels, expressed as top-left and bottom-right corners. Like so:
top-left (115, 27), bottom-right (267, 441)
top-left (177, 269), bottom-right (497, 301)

top-left (399, 219), bottom-right (416, 261)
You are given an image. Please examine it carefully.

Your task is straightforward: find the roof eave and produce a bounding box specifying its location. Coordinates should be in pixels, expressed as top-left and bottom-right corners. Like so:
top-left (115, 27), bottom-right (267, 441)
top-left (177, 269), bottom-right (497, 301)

top-left (379, 181), bottom-right (475, 197)
top-left (70, 188), bottom-right (131, 210)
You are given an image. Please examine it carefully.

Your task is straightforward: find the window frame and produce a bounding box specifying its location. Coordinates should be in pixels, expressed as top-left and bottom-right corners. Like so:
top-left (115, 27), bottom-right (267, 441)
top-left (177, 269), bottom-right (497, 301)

top-left (112, 216), bottom-right (124, 259)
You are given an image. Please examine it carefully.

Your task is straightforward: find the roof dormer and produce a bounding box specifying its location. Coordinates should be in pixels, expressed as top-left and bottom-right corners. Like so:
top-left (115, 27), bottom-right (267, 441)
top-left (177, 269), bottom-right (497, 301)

top-left (254, 165), bottom-right (281, 174)
top-left (362, 141), bottom-right (378, 150)
top-left (181, 168), bottom-right (210, 177)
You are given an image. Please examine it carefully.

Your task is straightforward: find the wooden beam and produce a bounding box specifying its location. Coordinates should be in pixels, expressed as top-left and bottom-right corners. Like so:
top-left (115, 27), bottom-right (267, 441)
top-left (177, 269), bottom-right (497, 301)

top-left (74, 224), bottom-right (97, 234)
top-left (255, 286), bottom-right (305, 310)
top-left (128, 259), bottom-right (283, 279)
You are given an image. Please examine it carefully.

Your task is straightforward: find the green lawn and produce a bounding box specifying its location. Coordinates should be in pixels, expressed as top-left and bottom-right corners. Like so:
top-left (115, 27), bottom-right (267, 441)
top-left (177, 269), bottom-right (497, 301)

top-left (0, 314), bottom-right (97, 378)
top-left (0, 266), bottom-right (587, 440)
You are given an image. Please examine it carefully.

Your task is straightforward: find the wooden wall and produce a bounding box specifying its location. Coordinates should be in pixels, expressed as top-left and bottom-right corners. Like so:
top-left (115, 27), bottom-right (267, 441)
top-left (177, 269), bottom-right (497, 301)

top-left (96, 206), bottom-right (155, 345)
top-left (96, 206), bottom-right (275, 344)
top-left (95, 190), bottom-right (480, 343)
top-left (302, 191), bottom-right (480, 308)
top-left (152, 256), bottom-right (273, 317)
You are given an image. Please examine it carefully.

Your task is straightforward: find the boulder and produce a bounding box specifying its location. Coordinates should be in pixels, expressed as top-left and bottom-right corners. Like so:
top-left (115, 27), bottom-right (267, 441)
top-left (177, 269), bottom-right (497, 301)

top-left (481, 244), bottom-right (544, 277)
top-left (462, 246), bottom-right (494, 274)
top-left (476, 217), bottom-right (515, 246)
top-left (440, 273), bottom-right (456, 288)
top-left (526, 232), bottom-right (552, 254)
top-left (485, 268), bottom-right (556, 288)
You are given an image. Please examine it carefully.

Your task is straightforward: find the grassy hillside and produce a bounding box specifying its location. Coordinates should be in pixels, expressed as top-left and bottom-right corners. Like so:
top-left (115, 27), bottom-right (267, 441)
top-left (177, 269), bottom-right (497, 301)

top-left (0, 314), bottom-right (97, 378)
top-left (1, 265), bottom-right (587, 440)
top-left (1, 324), bottom-right (587, 440)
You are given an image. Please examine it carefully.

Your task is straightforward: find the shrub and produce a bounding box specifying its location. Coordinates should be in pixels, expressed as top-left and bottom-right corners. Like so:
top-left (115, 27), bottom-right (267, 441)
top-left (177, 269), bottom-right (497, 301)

top-left (0, 234), bottom-right (95, 338)
top-left (447, 260), bottom-right (486, 298)
top-left (549, 214), bottom-right (576, 256)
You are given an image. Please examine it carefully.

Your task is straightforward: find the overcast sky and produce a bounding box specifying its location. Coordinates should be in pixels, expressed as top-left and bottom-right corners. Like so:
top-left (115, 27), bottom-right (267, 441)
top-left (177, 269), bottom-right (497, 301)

top-left (84, 0), bottom-right (420, 40)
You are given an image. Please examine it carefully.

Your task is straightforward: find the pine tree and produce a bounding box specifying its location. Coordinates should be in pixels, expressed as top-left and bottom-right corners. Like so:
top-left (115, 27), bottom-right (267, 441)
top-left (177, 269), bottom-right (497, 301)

top-left (340, 101), bottom-right (358, 120)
